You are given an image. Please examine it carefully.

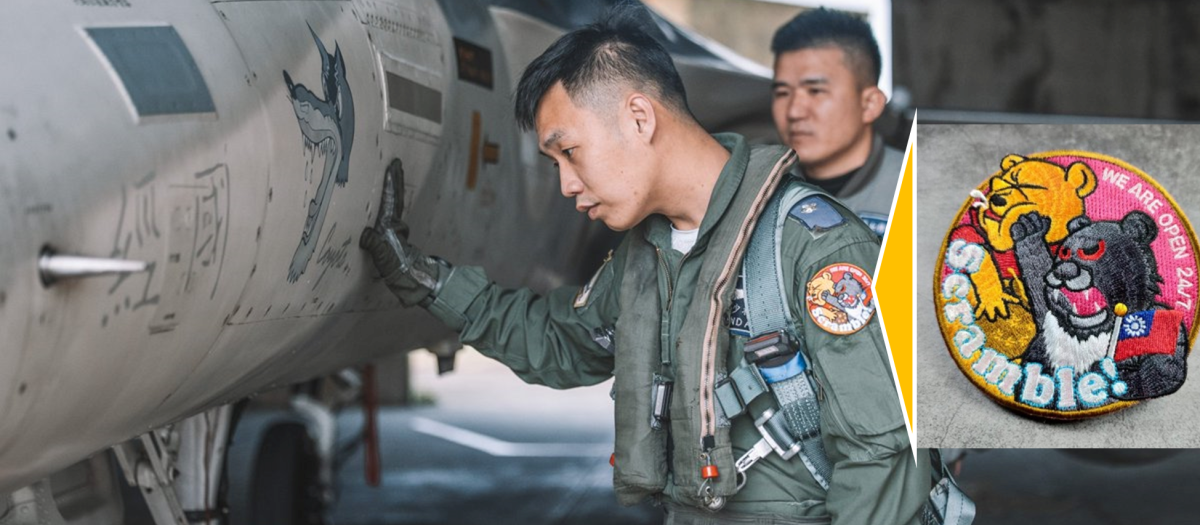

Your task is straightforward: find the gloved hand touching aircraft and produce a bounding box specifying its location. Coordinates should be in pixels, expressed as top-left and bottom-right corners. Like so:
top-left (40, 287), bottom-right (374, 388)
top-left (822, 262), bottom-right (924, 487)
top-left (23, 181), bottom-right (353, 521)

top-left (359, 164), bottom-right (449, 307)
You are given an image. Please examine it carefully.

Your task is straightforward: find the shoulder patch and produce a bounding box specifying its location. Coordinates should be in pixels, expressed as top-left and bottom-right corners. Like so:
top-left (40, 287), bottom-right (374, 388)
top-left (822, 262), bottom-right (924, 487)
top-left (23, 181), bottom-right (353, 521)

top-left (788, 195), bottom-right (846, 233)
top-left (933, 149), bottom-right (1200, 420)
top-left (805, 263), bottom-right (874, 335)
top-left (574, 250), bottom-right (613, 309)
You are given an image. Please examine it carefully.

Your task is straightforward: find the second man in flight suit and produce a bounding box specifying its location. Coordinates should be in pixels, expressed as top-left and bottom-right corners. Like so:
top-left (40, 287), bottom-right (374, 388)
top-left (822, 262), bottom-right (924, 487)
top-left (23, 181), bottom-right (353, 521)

top-left (770, 8), bottom-right (903, 237)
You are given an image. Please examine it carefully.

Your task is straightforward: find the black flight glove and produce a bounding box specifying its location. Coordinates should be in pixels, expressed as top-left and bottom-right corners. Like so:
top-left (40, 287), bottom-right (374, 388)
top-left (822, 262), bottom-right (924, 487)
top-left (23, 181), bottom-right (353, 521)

top-left (359, 166), bottom-right (448, 307)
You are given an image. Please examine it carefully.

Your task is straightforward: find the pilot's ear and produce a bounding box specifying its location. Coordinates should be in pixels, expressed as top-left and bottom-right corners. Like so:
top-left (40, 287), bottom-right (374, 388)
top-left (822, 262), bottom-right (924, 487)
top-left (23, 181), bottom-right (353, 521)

top-left (860, 86), bottom-right (886, 123)
top-left (627, 93), bottom-right (656, 142)
top-left (1067, 162), bottom-right (1097, 198)
top-left (1000, 154), bottom-right (1025, 171)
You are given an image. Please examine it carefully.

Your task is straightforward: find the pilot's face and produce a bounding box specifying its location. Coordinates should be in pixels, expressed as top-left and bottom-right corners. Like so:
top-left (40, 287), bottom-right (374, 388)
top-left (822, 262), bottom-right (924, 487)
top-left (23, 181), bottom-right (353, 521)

top-left (535, 83), bottom-right (652, 231)
top-left (771, 46), bottom-right (876, 179)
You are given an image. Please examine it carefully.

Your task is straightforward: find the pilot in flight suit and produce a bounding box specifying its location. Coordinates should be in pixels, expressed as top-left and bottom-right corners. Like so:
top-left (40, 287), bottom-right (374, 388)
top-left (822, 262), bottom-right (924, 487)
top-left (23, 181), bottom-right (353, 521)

top-left (360, 6), bottom-right (929, 524)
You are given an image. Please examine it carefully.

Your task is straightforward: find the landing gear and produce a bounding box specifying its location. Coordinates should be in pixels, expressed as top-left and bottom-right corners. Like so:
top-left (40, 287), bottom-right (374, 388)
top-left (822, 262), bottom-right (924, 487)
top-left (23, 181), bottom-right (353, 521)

top-left (248, 424), bottom-right (323, 525)
top-left (112, 406), bottom-right (233, 525)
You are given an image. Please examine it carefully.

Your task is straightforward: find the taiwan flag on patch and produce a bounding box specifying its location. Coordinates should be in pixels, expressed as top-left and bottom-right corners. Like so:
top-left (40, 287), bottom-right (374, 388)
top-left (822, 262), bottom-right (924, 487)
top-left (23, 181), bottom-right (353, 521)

top-left (1114, 309), bottom-right (1184, 361)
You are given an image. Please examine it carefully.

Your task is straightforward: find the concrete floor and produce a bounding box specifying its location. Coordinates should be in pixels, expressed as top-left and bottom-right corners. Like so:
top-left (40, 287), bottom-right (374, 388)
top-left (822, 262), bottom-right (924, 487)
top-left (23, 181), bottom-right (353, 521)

top-left (953, 449), bottom-right (1200, 524)
top-left (320, 345), bottom-right (1200, 524)
top-left (916, 124), bottom-right (1200, 447)
top-left (327, 349), bottom-right (661, 525)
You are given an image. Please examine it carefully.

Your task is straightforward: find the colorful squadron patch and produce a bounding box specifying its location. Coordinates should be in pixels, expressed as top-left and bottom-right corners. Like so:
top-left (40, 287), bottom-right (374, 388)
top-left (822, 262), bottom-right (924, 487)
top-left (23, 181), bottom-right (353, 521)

top-left (806, 263), bottom-right (875, 335)
top-left (934, 151), bottom-right (1200, 419)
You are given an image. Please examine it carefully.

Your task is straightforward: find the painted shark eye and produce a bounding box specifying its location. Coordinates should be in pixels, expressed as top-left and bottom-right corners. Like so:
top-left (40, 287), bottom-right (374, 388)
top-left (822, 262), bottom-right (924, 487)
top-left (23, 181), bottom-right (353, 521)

top-left (1057, 246), bottom-right (1073, 260)
top-left (1078, 240), bottom-right (1106, 261)
top-left (989, 194), bottom-right (1008, 207)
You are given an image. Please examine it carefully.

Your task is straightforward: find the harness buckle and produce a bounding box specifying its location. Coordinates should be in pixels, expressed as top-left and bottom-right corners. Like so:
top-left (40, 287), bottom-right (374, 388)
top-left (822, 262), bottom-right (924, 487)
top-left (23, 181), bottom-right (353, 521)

top-left (756, 408), bottom-right (803, 459)
top-left (744, 331), bottom-right (799, 368)
top-left (733, 408), bottom-right (802, 475)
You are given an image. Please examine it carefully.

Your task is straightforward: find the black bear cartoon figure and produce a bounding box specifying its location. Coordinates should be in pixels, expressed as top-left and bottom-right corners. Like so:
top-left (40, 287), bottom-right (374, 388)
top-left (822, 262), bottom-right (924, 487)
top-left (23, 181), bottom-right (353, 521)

top-left (1011, 210), bottom-right (1187, 401)
top-left (825, 273), bottom-right (874, 327)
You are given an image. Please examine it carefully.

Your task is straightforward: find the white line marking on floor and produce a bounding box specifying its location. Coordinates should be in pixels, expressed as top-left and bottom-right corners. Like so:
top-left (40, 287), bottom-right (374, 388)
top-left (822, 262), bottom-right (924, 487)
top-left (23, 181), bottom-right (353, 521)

top-left (410, 416), bottom-right (612, 457)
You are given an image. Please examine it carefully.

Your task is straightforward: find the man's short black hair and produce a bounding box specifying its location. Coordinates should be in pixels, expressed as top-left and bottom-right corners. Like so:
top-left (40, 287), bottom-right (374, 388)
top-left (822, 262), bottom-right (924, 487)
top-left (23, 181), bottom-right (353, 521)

top-left (514, 4), bottom-right (691, 131)
top-left (771, 8), bottom-right (881, 87)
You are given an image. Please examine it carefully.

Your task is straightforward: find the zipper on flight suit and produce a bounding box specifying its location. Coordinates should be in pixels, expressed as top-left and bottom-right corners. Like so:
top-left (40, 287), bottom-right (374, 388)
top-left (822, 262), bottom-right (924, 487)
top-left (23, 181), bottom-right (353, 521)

top-left (654, 245), bottom-right (696, 476)
top-left (654, 247), bottom-right (676, 473)
top-left (655, 246), bottom-right (694, 366)
top-left (698, 150), bottom-right (795, 458)
top-left (655, 247), bottom-right (674, 368)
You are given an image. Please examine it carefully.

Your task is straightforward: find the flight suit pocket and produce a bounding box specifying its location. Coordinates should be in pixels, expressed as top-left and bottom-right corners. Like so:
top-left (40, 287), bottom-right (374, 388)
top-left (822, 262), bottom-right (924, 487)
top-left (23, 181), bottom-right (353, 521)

top-left (812, 333), bottom-right (904, 438)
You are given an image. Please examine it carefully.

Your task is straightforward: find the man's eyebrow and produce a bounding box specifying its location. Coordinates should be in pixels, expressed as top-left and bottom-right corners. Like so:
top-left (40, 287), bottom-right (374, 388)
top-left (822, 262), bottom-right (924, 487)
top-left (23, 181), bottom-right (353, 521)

top-left (772, 76), bottom-right (829, 89)
top-left (541, 130), bottom-right (564, 151)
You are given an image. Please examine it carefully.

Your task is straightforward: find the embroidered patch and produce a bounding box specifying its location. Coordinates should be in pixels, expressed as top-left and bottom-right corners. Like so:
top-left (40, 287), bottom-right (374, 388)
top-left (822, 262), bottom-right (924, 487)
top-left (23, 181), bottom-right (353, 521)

top-left (574, 250), bottom-right (612, 309)
top-left (806, 263), bottom-right (875, 334)
top-left (788, 195), bottom-right (846, 233)
top-left (934, 151), bottom-right (1200, 420)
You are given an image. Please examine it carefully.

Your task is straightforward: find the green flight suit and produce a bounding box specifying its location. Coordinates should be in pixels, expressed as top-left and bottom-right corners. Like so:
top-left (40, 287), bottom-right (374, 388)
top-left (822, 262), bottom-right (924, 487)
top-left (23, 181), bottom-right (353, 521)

top-left (424, 133), bottom-right (929, 523)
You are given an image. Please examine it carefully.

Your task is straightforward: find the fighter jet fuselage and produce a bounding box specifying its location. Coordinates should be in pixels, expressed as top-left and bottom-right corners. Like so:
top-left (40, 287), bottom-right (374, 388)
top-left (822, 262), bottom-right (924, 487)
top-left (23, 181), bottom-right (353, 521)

top-left (0, 0), bottom-right (775, 497)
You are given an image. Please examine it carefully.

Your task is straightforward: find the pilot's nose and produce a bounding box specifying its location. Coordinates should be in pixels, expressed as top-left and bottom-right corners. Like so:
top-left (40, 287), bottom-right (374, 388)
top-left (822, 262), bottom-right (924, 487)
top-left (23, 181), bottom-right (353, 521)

top-left (559, 167), bottom-right (584, 197)
top-left (787, 93), bottom-right (809, 121)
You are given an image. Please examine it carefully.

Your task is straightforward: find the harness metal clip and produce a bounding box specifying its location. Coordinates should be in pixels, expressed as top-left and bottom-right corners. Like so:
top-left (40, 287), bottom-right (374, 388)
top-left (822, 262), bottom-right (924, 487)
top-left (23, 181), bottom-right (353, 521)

top-left (697, 480), bottom-right (726, 512)
top-left (697, 452), bottom-right (726, 511)
top-left (734, 408), bottom-right (801, 476)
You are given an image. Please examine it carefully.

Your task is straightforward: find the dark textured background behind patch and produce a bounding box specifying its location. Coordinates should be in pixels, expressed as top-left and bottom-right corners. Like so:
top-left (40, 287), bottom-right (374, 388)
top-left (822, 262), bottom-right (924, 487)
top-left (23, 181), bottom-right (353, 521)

top-left (895, 0), bottom-right (1200, 121)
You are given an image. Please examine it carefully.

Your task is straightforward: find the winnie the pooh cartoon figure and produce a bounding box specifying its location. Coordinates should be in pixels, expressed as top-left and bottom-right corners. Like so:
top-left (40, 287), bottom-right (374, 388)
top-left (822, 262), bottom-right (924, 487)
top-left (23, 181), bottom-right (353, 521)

top-left (806, 271), bottom-right (846, 324)
top-left (947, 154), bottom-right (1097, 357)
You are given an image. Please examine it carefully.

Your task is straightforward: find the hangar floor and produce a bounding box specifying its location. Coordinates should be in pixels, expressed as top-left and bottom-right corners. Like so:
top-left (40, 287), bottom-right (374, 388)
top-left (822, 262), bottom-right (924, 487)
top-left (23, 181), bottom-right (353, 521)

top-left (952, 448), bottom-right (1200, 524)
top-left (328, 349), bottom-right (660, 525)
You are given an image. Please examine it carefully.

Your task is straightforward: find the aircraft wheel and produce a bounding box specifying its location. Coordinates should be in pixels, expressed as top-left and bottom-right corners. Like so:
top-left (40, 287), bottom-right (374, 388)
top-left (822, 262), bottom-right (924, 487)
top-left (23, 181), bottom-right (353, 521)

top-left (250, 424), bottom-right (324, 525)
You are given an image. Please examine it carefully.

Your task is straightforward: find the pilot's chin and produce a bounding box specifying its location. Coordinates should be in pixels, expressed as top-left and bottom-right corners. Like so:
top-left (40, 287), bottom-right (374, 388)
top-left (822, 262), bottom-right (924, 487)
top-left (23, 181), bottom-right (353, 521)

top-left (601, 219), bottom-right (634, 232)
top-left (596, 211), bottom-right (638, 232)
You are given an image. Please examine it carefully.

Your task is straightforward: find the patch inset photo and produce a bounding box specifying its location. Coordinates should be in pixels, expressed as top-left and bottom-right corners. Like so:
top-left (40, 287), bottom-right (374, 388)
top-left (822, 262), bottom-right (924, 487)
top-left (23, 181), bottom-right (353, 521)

top-left (918, 126), bottom-right (1200, 447)
top-left (935, 151), bottom-right (1200, 419)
